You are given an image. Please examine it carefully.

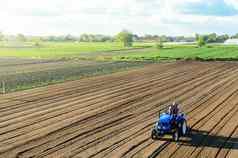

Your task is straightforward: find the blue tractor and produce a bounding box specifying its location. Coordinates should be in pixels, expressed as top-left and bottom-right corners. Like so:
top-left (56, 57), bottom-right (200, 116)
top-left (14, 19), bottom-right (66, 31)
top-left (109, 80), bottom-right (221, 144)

top-left (151, 111), bottom-right (188, 141)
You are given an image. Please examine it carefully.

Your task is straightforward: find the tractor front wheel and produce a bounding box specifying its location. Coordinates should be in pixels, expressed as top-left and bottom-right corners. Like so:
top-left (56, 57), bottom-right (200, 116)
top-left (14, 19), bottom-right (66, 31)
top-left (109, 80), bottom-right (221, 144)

top-left (151, 129), bottom-right (158, 140)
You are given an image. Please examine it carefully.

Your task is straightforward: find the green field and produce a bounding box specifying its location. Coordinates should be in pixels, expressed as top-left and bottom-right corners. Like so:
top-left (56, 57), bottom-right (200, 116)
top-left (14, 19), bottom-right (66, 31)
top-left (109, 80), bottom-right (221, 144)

top-left (0, 42), bottom-right (151, 59)
top-left (1, 42), bottom-right (238, 61)
top-left (114, 45), bottom-right (238, 61)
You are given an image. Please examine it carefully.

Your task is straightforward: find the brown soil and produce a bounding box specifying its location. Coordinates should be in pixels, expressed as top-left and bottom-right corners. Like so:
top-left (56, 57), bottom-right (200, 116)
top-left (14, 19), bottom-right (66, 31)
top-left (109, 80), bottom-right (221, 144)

top-left (0, 61), bottom-right (237, 158)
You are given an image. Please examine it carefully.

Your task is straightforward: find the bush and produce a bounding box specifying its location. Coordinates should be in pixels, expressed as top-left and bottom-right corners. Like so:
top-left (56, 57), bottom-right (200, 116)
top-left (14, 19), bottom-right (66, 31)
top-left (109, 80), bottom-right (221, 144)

top-left (155, 40), bottom-right (163, 49)
top-left (116, 30), bottom-right (133, 47)
top-left (206, 45), bottom-right (213, 48)
top-left (34, 42), bottom-right (40, 47)
top-left (197, 36), bottom-right (206, 47)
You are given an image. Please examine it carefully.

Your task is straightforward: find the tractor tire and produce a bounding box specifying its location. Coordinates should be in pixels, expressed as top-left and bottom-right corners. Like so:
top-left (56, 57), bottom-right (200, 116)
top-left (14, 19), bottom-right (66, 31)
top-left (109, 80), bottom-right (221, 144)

top-left (151, 129), bottom-right (158, 140)
top-left (173, 129), bottom-right (179, 141)
top-left (180, 120), bottom-right (187, 136)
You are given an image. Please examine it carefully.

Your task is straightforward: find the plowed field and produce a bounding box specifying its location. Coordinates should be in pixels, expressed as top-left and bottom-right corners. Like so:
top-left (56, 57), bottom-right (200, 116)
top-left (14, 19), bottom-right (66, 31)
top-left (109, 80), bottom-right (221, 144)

top-left (0, 61), bottom-right (237, 158)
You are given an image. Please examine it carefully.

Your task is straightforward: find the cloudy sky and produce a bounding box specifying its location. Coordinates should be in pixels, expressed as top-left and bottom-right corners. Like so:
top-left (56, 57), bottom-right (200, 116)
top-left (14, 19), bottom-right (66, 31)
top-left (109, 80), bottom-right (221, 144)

top-left (0, 0), bottom-right (238, 36)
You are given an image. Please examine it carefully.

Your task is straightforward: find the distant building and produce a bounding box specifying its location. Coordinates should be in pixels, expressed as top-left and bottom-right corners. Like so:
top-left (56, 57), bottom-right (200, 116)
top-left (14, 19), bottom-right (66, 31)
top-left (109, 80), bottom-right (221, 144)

top-left (224, 39), bottom-right (238, 45)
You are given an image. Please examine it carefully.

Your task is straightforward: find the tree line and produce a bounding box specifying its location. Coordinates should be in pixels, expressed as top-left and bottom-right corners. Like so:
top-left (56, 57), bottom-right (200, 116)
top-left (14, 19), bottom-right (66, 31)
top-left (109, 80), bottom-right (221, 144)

top-left (1, 31), bottom-right (238, 47)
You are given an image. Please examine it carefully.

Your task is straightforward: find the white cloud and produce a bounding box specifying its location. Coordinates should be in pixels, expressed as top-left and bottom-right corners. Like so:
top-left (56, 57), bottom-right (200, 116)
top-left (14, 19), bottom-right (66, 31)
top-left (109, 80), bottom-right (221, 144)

top-left (0, 0), bottom-right (237, 36)
top-left (224, 0), bottom-right (238, 9)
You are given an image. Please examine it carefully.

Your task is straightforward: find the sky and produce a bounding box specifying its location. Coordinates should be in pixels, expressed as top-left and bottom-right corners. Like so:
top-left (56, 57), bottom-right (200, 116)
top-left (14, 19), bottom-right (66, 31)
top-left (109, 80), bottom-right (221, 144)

top-left (0, 0), bottom-right (238, 36)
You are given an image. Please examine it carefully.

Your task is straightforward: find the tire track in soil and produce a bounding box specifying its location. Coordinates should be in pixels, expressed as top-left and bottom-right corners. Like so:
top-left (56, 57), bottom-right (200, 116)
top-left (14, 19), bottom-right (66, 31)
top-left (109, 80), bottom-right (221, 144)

top-left (216, 124), bottom-right (238, 158)
top-left (0, 61), bottom-right (238, 158)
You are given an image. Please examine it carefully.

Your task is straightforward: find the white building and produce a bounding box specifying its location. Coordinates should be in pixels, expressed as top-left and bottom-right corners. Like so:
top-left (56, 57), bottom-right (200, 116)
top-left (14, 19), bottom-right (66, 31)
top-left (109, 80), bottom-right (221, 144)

top-left (224, 39), bottom-right (238, 45)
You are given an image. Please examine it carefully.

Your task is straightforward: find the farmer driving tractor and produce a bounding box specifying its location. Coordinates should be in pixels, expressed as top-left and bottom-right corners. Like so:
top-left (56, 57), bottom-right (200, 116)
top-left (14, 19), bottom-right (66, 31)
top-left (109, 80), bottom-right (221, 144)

top-left (168, 102), bottom-right (180, 116)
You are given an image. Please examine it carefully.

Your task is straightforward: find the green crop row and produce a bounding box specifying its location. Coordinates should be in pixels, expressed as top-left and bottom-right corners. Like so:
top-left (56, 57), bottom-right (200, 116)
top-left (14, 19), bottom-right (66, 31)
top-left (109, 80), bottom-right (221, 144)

top-left (0, 61), bottom-right (152, 93)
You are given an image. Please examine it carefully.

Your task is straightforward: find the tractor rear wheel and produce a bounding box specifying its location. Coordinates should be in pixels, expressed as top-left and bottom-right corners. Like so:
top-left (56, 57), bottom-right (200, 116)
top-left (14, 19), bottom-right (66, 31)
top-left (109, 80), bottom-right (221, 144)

top-left (181, 120), bottom-right (187, 136)
top-left (173, 129), bottom-right (179, 141)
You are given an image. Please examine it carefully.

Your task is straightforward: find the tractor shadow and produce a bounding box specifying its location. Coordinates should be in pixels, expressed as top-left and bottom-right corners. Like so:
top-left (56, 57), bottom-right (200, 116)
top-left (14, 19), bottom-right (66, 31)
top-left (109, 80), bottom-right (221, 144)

top-left (150, 129), bottom-right (238, 158)
top-left (155, 129), bottom-right (238, 149)
top-left (178, 129), bottom-right (238, 149)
